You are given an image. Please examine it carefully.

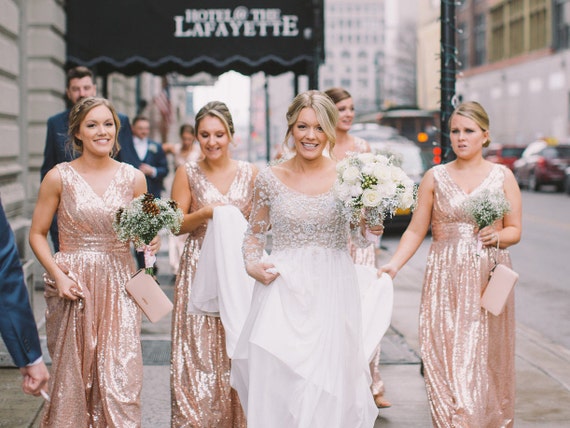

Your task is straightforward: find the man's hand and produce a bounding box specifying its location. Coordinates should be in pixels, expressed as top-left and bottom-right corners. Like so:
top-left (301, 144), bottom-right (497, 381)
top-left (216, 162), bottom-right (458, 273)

top-left (19, 361), bottom-right (49, 396)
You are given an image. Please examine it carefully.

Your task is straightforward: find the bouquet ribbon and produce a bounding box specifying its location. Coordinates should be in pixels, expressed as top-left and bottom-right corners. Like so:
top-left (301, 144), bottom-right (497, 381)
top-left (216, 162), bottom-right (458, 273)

top-left (138, 246), bottom-right (156, 274)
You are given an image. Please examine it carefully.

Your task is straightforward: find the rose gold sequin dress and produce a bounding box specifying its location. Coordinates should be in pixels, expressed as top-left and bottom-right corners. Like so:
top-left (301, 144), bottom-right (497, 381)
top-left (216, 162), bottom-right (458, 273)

top-left (41, 162), bottom-right (142, 428)
top-left (420, 164), bottom-right (515, 427)
top-left (171, 160), bottom-right (255, 427)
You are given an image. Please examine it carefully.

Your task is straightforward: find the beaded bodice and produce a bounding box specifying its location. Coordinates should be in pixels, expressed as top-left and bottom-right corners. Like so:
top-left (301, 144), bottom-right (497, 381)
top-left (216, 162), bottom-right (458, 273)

top-left (243, 167), bottom-right (349, 264)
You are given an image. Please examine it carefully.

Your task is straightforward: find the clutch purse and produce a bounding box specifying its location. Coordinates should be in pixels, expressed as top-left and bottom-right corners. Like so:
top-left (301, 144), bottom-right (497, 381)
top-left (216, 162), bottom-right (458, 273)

top-left (125, 269), bottom-right (173, 322)
top-left (481, 263), bottom-right (519, 316)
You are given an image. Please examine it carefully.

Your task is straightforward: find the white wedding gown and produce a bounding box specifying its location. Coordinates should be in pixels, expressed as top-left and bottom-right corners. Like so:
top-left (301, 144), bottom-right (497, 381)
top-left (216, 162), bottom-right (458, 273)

top-left (230, 167), bottom-right (383, 427)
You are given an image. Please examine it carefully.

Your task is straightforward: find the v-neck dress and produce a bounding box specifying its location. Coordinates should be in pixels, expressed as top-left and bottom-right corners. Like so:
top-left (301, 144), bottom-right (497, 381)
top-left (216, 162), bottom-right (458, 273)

top-left (171, 160), bottom-right (255, 427)
top-left (41, 162), bottom-right (142, 427)
top-left (420, 164), bottom-right (515, 427)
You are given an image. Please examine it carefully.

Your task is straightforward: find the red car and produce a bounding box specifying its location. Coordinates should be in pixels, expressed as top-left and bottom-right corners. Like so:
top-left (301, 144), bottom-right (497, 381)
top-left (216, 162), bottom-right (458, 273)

top-left (513, 141), bottom-right (570, 191)
top-left (484, 144), bottom-right (525, 171)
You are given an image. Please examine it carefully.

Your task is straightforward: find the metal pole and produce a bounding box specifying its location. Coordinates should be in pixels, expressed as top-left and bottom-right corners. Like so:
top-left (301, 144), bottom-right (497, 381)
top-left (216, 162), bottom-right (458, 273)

top-left (440, 0), bottom-right (456, 163)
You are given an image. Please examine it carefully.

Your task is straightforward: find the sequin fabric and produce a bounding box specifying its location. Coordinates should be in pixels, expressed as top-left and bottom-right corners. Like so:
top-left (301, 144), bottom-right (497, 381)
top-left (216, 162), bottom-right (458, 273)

top-left (420, 164), bottom-right (515, 427)
top-left (41, 162), bottom-right (142, 428)
top-left (171, 160), bottom-right (254, 427)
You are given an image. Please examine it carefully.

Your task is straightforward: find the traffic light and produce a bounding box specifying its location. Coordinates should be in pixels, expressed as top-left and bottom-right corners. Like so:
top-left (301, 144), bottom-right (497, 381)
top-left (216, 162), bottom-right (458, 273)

top-left (432, 146), bottom-right (442, 165)
top-left (417, 132), bottom-right (429, 143)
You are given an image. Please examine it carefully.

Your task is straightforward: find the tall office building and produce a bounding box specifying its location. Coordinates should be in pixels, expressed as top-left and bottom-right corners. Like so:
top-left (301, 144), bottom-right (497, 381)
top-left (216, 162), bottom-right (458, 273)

top-left (319, 0), bottom-right (417, 114)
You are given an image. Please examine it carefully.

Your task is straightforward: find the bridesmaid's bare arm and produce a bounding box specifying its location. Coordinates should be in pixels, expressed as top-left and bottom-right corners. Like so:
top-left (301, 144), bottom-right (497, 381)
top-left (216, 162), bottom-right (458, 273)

top-left (379, 169), bottom-right (434, 278)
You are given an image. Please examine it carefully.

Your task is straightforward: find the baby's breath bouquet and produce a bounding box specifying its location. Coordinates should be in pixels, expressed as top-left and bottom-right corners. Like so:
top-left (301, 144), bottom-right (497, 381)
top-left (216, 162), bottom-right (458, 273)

top-left (114, 193), bottom-right (183, 274)
top-left (463, 189), bottom-right (510, 229)
top-left (334, 152), bottom-right (417, 228)
top-left (463, 189), bottom-right (510, 255)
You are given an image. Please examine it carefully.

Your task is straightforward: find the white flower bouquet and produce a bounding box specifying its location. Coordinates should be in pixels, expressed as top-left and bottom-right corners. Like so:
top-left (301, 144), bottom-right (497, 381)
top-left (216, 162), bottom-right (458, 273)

top-left (334, 152), bottom-right (417, 227)
top-left (463, 189), bottom-right (510, 229)
top-left (113, 193), bottom-right (183, 274)
top-left (463, 189), bottom-right (510, 255)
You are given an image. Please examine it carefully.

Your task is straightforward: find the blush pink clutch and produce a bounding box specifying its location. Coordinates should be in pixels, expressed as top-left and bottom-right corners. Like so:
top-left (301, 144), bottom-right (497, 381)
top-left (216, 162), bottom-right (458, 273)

top-left (481, 263), bottom-right (519, 316)
top-left (125, 269), bottom-right (173, 322)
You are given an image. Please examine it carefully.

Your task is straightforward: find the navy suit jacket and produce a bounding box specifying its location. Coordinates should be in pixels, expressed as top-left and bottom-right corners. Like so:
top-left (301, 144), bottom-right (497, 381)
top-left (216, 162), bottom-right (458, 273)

top-left (0, 200), bottom-right (42, 367)
top-left (40, 109), bottom-right (141, 180)
top-left (140, 140), bottom-right (169, 197)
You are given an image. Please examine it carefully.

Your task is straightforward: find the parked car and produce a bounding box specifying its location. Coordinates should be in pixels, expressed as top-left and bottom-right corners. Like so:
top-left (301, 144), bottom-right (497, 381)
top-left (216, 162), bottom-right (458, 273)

top-left (513, 140), bottom-right (570, 191)
top-left (484, 143), bottom-right (525, 171)
top-left (351, 127), bottom-right (426, 230)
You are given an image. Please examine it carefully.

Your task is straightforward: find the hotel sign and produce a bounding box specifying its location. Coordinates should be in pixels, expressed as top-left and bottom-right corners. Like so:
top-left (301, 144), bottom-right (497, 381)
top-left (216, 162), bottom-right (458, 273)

top-left (67, 1), bottom-right (323, 76)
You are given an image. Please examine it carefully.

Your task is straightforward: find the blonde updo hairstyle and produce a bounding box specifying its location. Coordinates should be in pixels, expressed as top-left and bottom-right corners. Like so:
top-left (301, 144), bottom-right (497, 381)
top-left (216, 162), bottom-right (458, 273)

top-left (283, 90), bottom-right (339, 153)
top-left (194, 101), bottom-right (235, 139)
top-left (68, 97), bottom-right (121, 157)
top-left (449, 101), bottom-right (491, 147)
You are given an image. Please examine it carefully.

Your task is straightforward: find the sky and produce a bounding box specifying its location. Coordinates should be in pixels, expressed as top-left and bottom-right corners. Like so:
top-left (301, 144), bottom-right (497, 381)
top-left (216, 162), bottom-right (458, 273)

top-left (191, 71), bottom-right (251, 128)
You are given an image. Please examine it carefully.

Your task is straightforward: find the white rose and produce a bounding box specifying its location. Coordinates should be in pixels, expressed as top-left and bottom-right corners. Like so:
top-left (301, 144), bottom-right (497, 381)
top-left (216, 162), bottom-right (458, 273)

top-left (361, 188), bottom-right (383, 207)
top-left (342, 166), bottom-right (361, 183)
top-left (374, 166), bottom-right (392, 182)
top-left (391, 166), bottom-right (407, 181)
top-left (358, 153), bottom-right (375, 164)
top-left (372, 164), bottom-right (390, 181)
top-left (373, 154), bottom-right (390, 166)
top-left (336, 158), bottom-right (349, 173)
top-left (362, 164), bottom-right (375, 176)
top-left (350, 184), bottom-right (363, 197)
top-left (400, 190), bottom-right (415, 209)
top-left (376, 181), bottom-right (398, 198)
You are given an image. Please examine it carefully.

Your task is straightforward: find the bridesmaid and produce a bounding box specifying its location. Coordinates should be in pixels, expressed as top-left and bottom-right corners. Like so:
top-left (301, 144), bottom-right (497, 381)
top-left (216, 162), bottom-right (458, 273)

top-left (380, 101), bottom-right (522, 427)
top-left (325, 87), bottom-right (391, 409)
top-left (29, 97), bottom-right (159, 427)
top-left (170, 101), bottom-right (257, 427)
top-left (163, 124), bottom-right (202, 277)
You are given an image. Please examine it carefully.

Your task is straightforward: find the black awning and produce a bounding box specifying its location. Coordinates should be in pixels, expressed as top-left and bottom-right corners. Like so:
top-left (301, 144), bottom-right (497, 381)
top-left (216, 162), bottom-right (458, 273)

top-left (66, 0), bottom-right (323, 77)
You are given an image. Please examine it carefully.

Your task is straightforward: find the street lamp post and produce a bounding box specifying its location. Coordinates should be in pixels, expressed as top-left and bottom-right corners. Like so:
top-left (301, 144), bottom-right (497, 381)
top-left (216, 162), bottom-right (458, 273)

top-left (440, 0), bottom-right (457, 163)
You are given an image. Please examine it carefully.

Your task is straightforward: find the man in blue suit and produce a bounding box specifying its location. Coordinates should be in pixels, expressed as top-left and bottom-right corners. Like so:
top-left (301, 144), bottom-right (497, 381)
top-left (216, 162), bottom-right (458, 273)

top-left (40, 66), bottom-right (141, 252)
top-left (131, 115), bottom-right (168, 270)
top-left (0, 198), bottom-right (50, 396)
top-left (132, 115), bottom-right (169, 198)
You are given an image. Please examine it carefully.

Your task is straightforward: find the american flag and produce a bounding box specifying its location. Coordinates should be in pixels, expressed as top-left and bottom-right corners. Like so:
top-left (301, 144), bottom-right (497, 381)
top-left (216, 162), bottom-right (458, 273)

top-left (154, 85), bottom-right (172, 125)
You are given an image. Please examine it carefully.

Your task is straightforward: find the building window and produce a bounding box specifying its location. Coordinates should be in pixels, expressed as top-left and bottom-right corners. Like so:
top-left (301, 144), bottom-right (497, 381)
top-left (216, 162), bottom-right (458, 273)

top-left (341, 51), bottom-right (351, 59)
top-left (554, 0), bottom-right (570, 49)
top-left (490, 5), bottom-right (505, 61)
top-left (508, 0), bottom-right (525, 57)
top-left (341, 78), bottom-right (351, 88)
top-left (529, 0), bottom-right (548, 51)
top-left (474, 13), bottom-right (486, 66)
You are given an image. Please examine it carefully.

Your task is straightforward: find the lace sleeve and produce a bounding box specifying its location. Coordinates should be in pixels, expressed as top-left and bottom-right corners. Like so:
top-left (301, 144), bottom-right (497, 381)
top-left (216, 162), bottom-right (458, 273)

top-left (242, 169), bottom-right (272, 266)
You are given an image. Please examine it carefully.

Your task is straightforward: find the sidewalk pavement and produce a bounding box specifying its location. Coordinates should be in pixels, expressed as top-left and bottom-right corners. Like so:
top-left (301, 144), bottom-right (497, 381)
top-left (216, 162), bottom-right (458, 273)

top-left (1, 244), bottom-right (570, 427)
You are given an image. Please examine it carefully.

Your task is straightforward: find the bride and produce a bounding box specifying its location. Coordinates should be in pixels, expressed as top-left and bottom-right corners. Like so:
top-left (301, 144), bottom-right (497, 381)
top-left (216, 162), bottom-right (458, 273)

top-left (231, 90), bottom-right (384, 427)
